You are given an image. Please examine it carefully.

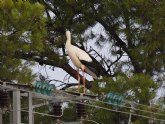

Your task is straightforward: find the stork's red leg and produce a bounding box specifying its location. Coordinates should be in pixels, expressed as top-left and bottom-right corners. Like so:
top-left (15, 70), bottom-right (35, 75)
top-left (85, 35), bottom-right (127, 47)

top-left (81, 65), bottom-right (86, 94)
top-left (77, 68), bottom-right (80, 92)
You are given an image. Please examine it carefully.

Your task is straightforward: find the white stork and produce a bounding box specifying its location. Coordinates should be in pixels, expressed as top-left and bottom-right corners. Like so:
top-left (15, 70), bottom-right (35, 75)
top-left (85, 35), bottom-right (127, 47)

top-left (65, 30), bottom-right (98, 93)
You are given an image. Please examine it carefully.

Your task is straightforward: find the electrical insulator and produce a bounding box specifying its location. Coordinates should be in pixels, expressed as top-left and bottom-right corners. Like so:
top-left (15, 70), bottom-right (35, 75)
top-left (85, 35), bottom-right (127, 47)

top-left (33, 81), bottom-right (55, 96)
top-left (53, 103), bottom-right (62, 120)
top-left (105, 92), bottom-right (125, 107)
top-left (0, 91), bottom-right (8, 108)
top-left (76, 103), bottom-right (86, 119)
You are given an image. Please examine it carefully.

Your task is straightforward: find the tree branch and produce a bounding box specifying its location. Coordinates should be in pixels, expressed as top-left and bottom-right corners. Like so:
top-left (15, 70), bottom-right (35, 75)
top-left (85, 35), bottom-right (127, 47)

top-left (15, 51), bottom-right (93, 89)
top-left (95, 18), bottom-right (143, 73)
top-left (107, 53), bottom-right (123, 74)
top-left (96, 18), bottom-right (128, 51)
top-left (89, 46), bottom-right (109, 72)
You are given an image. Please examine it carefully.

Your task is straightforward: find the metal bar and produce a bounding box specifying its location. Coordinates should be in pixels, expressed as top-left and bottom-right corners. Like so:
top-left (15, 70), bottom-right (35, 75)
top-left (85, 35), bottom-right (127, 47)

top-left (64, 91), bottom-right (98, 98)
top-left (0, 83), bottom-right (91, 104)
top-left (29, 92), bottom-right (33, 124)
top-left (13, 90), bottom-right (21, 124)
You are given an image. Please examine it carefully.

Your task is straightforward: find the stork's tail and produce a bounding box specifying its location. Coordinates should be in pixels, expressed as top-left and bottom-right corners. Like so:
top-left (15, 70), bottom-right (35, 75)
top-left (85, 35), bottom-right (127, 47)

top-left (85, 67), bottom-right (103, 79)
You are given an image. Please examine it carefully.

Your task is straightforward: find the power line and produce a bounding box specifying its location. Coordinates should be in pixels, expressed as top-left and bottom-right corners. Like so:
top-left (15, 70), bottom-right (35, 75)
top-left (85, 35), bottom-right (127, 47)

top-left (1, 82), bottom-right (165, 122)
top-left (0, 83), bottom-right (85, 102)
top-left (70, 101), bottom-right (165, 122)
top-left (63, 90), bottom-right (165, 113)
top-left (1, 80), bottom-right (164, 113)
top-left (81, 119), bottom-right (100, 124)
top-left (89, 99), bottom-right (165, 118)
top-left (8, 109), bottom-right (63, 118)
top-left (5, 101), bottom-right (165, 123)
top-left (132, 101), bottom-right (165, 112)
top-left (59, 90), bottom-right (165, 118)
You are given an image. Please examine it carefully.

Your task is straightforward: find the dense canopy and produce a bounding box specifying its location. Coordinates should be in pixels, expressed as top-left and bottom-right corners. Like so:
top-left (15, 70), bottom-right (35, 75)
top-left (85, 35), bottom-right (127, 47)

top-left (0, 0), bottom-right (165, 123)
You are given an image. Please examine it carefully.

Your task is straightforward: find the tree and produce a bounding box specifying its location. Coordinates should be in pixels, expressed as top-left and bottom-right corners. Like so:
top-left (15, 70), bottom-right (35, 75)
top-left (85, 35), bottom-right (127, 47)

top-left (1, 0), bottom-right (165, 123)
top-left (27, 0), bottom-right (163, 123)
top-left (0, 0), bottom-right (46, 83)
top-left (23, 0), bottom-right (164, 88)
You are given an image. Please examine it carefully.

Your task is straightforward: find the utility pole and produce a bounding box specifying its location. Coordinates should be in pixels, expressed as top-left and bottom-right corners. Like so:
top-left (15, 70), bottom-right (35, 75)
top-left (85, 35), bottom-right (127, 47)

top-left (13, 90), bottom-right (21, 124)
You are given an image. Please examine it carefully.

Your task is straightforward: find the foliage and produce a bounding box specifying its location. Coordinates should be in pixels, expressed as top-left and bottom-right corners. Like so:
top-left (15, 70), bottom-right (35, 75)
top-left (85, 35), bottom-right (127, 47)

top-left (0, 0), bottom-right (46, 83)
top-left (62, 103), bottom-right (77, 122)
top-left (35, 0), bottom-right (165, 86)
top-left (92, 74), bottom-right (157, 104)
top-left (34, 105), bottom-right (53, 124)
top-left (0, 0), bottom-right (165, 123)
top-left (88, 74), bottom-right (158, 123)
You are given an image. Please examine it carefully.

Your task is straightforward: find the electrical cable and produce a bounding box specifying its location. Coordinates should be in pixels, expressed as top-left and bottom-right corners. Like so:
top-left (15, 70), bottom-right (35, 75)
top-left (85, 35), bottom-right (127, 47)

top-left (1, 82), bottom-right (165, 121)
top-left (58, 90), bottom-right (165, 118)
top-left (69, 101), bottom-right (165, 122)
top-left (60, 90), bottom-right (165, 113)
top-left (69, 91), bottom-right (165, 114)
top-left (81, 119), bottom-right (100, 124)
top-left (1, 80), bottom-right (164, 113)
top-left (89, 99), bottom-right (165, 118)
top-left (130, 100), bottom-right (165, 112)
top-left (8, 109), bottom-right (90, 124)
top-left (8, 109), bottom-right (63, 118)
top-left (1, 82), bottom-right (165, 118)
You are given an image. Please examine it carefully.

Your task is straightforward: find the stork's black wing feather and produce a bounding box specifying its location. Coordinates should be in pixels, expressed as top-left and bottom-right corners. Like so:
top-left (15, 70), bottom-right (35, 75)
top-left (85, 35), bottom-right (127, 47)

top-left (80, 60), bottom-right (100, 77)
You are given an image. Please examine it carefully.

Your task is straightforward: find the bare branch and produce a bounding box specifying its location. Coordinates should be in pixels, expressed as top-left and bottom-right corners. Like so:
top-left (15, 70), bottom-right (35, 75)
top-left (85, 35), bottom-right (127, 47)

top-left (48, 79), bottom-right (66, 84)
top-left (107, 53), bottom-right (123, 73)
top-left (89, 46), bottom-right (109, 70)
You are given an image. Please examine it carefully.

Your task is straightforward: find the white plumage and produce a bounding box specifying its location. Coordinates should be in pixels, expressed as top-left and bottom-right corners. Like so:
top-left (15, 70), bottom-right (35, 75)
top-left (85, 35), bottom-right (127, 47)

top-left (65, 31), bottom-right (97, 79)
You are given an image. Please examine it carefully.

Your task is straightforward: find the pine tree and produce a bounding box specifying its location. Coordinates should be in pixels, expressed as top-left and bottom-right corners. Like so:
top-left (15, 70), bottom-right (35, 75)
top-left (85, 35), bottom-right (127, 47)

top-left (1, 0), bottom-right (164, 123)
top-left (30, 0), bottom-right (164, 123)
top-left (0, 0), bottom-right (46, 83)
top-left (28, 0), bottom-right (165, 88)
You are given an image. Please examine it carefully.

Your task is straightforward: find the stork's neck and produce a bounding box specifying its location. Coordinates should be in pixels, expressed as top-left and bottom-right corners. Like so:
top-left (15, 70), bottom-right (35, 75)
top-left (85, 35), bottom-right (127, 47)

top-left (66, 31), bottom-right (71, 45)
top-left (66, 39), bottom-right (71, 46)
